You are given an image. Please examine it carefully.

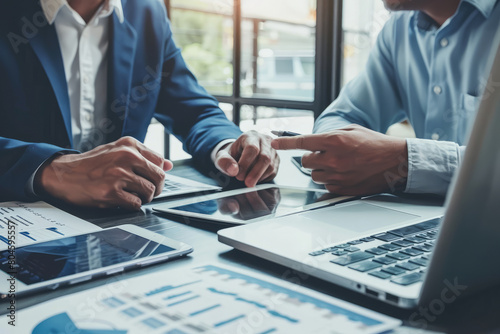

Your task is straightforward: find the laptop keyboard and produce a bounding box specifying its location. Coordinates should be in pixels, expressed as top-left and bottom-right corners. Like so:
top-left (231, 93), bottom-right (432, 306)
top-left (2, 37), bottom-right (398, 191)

top-left (308, 217), bottom-right (442, 286)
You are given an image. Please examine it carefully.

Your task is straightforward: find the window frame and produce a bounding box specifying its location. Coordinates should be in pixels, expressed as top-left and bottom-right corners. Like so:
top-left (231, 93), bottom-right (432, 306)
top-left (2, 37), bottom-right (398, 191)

top-left (163, 0), bottom-right (343, 157)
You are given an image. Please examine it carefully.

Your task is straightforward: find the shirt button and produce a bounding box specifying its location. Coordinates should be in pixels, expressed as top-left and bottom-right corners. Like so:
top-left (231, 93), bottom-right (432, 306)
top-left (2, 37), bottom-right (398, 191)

top-left (85, 114), bottom-right (91, 122)
top-left (431, 133), bottom-right (440, 140)
top-left (440, 38), bottom-right (449, 47)
top-left (433, 85), bottom-right (442, 95)
top-left (83, 76), bottom-right (89, 84)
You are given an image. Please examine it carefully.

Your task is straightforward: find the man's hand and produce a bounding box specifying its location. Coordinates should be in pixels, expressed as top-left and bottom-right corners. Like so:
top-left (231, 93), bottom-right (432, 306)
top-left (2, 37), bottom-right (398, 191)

top-left (215, 131), bottom-right (280, 187)
top-left (271, 125), bottom-right (408, 195)
top-left (35, 137), bottom-right (173, 210)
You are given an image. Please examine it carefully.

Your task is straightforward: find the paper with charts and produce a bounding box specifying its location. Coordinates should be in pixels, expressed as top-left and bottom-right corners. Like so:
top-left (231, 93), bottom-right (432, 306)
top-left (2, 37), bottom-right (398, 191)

top-left (5, 264), bottom-right (401, 333)
top-left (0, 201), bottom-right (100, 247)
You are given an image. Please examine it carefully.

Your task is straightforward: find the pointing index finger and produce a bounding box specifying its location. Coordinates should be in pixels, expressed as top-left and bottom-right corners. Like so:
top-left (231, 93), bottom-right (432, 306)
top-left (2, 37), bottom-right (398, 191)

top-left (271, 134), bottom-right (326, 151)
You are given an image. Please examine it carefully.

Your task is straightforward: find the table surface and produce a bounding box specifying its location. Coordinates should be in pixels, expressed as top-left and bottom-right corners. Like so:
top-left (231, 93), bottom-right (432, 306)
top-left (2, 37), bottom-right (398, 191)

top-left (3, 150), bottom-right (500, 333)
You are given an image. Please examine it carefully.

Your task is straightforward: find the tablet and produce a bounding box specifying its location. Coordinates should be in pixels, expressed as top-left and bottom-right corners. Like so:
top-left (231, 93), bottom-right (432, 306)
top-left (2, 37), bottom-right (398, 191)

top-left (291, 155), bottom-right (313, 176)
top-left (0, 225), bottom-right (193, 297)
top-left (153, 184), bottom-right (354, 225)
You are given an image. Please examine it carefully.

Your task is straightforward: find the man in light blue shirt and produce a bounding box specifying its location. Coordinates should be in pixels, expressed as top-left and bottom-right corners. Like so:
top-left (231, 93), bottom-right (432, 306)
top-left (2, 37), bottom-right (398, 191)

top-left (273, 0), bottom-right (500, 196)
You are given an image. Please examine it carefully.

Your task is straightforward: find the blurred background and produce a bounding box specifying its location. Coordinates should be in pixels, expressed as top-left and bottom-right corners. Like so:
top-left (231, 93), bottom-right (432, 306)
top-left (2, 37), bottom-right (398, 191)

top-left (145, 0), bottom-right (411, 160)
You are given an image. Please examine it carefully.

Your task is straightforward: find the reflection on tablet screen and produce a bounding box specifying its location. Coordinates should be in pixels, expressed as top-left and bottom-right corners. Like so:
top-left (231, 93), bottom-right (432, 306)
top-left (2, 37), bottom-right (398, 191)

top-left (170, 187), bottom-right (338, 222)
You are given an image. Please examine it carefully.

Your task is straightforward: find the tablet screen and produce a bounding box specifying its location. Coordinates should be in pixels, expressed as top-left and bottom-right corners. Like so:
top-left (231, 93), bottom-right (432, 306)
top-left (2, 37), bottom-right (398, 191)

top-left (169, 187), bottom-right (337, 223)
top-left (0, 229), bottom-right (175, 285)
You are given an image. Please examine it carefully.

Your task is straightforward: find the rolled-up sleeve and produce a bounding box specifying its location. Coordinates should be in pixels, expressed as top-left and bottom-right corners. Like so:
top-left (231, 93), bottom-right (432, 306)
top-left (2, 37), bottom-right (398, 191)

top-left (405, 138), bottom-right (466, 196)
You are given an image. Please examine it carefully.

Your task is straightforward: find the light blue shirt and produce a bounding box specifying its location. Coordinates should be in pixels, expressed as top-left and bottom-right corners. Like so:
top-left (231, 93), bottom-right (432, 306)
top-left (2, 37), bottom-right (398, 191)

top-left (314, 0), bottom-right (500, 196)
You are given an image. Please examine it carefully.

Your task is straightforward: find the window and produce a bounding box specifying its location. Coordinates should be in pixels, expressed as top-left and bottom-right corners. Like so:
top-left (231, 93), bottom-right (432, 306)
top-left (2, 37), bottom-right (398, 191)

top-left (341, 0), bottom-right (390, 86)
top-left (240, 1), bottom-right (316, 101)
top-left (148, 1), bottom-right (394, 159)
top-left (169, 0), bottom-right (234, 96)
top-left (154, 0), bottom-right (327, 160)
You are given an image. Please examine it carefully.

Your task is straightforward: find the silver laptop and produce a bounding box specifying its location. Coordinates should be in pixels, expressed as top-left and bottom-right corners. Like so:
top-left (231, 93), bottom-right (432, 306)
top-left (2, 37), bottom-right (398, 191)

top-left (218, 45), bottom-right (500, 309)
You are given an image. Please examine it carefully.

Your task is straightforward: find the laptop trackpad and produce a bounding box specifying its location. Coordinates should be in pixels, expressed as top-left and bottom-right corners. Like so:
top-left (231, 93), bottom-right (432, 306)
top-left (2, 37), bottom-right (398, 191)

top-left (305, 202), bottom-right (420, 233)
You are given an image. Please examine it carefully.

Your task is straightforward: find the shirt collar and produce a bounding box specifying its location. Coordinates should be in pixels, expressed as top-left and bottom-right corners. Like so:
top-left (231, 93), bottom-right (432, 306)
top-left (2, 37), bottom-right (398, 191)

top-left (415, 0), bottom-right (498, 30)
top-left (40, 0), bottom-right (124, 25)
top-left (415, 11), bottom-right (436, 31)
top-left (462, 0), bottom-right (498, 18)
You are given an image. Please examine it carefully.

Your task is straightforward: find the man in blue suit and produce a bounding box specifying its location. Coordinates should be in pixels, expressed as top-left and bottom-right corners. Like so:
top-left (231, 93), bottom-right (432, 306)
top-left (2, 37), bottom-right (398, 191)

top-left (0, 0), bottom-right (279, 210)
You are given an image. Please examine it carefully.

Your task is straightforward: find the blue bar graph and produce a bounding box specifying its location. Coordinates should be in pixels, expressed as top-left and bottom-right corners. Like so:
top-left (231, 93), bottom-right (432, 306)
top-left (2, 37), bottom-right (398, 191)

top-left (47, 227), bottom-right (65, 236)
top-left (164, 330), bottom-right (187, 334)
top-left (259, 329), bottom-right (277, 334)
top-left (145, 280), bottom-right (201, 296)
top-left (163, 291), bottom-right (191, 300)
top-left (141, 317), bottom-right (165, 329)
top-left (20, 231), bottom-right (36, 241)
top-left (208, 287), bottom-right (298, 323)
top-left (214, 314), bottom-right (245, 328)
top-left (121, 307), bottom-right (143, 318)
top-left (101, 297), bottom-right (125, 308)
top-left (167, 295), bottom-right (200, 307)
top-left (15, 215), bottom-right (32, 226)
top-left (189, 304), bottom-right (221, 317)
top-left (197, 265), bottom-right (382, 326)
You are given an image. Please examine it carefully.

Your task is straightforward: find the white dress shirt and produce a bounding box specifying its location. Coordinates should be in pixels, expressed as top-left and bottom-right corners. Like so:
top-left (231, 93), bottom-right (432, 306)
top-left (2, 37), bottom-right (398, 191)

top-left (41, 0), bottom-right (124, 152)
top-left (40, 0), bottom-right (231, 162)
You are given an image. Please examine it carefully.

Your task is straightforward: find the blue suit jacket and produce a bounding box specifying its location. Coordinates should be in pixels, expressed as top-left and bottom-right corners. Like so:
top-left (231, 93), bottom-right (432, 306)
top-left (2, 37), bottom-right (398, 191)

top-left (0, 0), bottom-right (242, 202)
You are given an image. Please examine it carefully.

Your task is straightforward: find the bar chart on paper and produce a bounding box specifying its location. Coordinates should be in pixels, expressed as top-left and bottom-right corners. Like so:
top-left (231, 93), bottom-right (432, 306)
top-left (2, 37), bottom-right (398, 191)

top-left (6, 264), bottom-right (400, 334)
top-left (0, 202), bottom-right (100, 247)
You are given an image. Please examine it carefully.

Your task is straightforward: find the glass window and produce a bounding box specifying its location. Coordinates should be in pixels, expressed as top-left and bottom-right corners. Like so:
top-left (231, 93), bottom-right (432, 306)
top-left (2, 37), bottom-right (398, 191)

top-left (145, 119), bottom-right (165, 157)
top-left (170, 0), bottom-right (233, 15)
top-left (167, 102), bottom-right (233, 160)
top-left (164, 0), bottom-right (320, 160)
top-left (300, 57), bottom-right (315, 76)
top-left (341, 0), bottom-right (390, 86)
top-left (170, 0), bottom-right (234, 96)
top-left (240, 106), bottom-right (314, 135)
top-left (275, 58), bottom-right (294, 75)
top-left (240, 0), bottom-right (316, 101)
top-left (219, 102), bottom-right (234, 122)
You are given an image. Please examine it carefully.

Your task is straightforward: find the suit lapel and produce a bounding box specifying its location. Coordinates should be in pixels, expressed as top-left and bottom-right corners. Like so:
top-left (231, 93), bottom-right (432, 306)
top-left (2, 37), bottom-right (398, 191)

top-left (29, 21), bottom-right (73, 147)
top-left (107, 7), bottom-right (137, 142)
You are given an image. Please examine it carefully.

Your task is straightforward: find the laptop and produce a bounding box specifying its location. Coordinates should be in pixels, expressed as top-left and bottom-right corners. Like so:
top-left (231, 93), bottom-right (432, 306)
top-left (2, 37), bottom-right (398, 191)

top-left (218, 45), bottom-right (500, 309)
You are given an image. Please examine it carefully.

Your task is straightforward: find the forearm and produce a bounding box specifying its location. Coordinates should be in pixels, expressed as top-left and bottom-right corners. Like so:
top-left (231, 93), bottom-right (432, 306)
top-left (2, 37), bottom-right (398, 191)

top-left (0, 138), bottom-right (75, 201)
top-left (313, 107), bottom-right (359, 134)
top-left (183, 111), bottom-right (242, 168)
top-left (405, 138), bottom-right (465, 196)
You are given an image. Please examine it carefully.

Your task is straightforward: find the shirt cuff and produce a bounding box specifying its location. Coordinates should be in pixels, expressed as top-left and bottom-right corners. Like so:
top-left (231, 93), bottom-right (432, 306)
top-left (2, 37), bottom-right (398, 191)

top-left (25, 151), bottom-right (76, 198)
top-left (405, 138), bottom-right (462, 196)
top-left (210, 139), bottom-right (236, 163)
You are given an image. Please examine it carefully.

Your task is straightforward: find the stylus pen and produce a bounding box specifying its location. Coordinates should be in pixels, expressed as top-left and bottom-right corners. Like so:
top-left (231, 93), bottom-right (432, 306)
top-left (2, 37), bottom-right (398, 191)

top-left (271, 130), bottom-right (302, 137)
